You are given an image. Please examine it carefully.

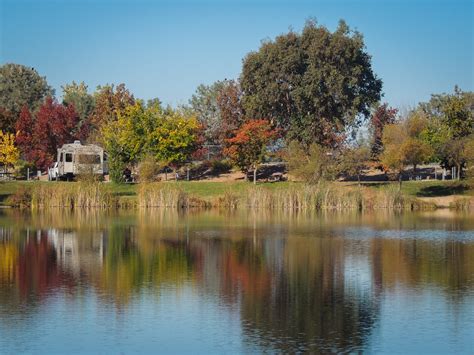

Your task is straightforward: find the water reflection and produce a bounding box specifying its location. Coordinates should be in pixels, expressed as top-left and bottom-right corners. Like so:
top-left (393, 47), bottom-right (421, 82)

top-left (0, 209), bottom-right (473, 353)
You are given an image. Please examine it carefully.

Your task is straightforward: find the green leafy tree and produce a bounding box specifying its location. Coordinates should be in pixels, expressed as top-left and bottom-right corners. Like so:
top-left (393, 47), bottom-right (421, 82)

top-left (0, 63), bottom-right (54, 132)
top-left (286, 140), bottom-right (335, 184)
top-left (102, 102), bottom-right (200, 182)
top-left (62, 81), bottom-right (95, 135)
top-left (240, 20), bottom-right (382, 148)
top-left (148, 109), bottom-right (201, 171)
top-left (420, 87), bottom-right (474, 175)
top-left (339, 143), bottom-right (371, 185)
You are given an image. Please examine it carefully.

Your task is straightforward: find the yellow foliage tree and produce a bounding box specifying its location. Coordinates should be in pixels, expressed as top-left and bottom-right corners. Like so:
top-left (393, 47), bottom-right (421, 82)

top-left (0, 130), bottom-right (20, 173)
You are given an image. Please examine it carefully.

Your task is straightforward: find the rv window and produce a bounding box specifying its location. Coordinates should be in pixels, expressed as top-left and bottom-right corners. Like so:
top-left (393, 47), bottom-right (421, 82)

top-left (65, 153), bottom-right (73, 162)
top-left (78, 154), bottom-right (101, 164)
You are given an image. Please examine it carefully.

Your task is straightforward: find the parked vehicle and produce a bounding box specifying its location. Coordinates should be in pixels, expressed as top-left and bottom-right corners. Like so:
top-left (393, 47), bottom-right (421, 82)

top-left (55, 141), bottom-right (108, 180)
top-left (48, 162), bottom-right (59, 181)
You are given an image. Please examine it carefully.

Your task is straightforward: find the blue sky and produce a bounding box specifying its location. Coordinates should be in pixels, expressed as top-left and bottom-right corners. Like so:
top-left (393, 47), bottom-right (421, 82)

top-left (1, 0), bottom-right (472, 108)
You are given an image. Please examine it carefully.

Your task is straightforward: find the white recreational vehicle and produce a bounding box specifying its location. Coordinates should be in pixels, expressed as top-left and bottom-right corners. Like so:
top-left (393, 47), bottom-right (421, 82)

top-left (49, 141), bottom-right (108, 180)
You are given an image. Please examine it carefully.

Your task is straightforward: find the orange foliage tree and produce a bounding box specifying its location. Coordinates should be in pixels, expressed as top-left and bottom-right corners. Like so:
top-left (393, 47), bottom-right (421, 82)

top-left (224, 119), bottom-right (278, 183)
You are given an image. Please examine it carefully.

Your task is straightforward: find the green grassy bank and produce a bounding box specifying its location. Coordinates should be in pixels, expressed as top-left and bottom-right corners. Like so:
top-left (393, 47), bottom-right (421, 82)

top-left (1, 179), bottom-right (473, 210)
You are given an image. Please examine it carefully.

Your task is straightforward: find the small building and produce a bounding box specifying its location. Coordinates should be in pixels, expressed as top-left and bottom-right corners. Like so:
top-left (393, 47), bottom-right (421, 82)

top-left (53, 141), bottom-right (108, 180)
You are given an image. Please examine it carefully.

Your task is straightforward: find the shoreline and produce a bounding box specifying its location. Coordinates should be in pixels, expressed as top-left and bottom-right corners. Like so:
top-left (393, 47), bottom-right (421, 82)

top-left (1, 180), bottom-right (473, 211)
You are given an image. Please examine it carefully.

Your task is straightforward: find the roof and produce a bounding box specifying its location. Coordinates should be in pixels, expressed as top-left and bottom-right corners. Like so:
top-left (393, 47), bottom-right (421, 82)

top-left (59, 141), bottom-right (104, 153)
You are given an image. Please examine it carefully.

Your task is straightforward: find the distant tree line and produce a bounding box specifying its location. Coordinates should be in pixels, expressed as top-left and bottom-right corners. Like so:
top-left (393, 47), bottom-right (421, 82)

top-left (0, 20), bottom-right (473, 183)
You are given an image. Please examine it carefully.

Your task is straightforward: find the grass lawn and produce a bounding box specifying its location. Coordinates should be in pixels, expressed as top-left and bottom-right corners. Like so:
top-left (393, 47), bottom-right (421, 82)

top-left (355, 179), bottom-right (474, 197)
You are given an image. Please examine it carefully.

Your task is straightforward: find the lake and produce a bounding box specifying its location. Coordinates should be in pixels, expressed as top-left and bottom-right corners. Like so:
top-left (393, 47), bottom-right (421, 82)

top-left (0, 209), bottom-right (473, 354)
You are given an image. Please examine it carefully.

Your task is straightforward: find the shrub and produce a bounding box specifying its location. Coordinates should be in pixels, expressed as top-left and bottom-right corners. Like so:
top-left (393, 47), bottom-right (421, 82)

top-left (6, 186), bottom-right (32, 208)
top-left (286, 141), bottom-right (336, 183)
top-left (138, 156), bottom-right (161, 182)
top-left (210, 159), bottom-right (233, 175)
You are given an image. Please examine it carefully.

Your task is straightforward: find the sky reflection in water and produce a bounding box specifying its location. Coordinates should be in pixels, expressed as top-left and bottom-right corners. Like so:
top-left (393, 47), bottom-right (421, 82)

top-left (0, 209), bottom-right (473, 354)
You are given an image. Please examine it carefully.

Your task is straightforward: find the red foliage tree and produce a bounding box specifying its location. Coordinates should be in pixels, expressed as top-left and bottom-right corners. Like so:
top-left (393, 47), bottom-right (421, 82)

top-left (217, 80), bottom-right (245, 142)
top-left (224, 119), bottom-right (278, 183)
top-left (15, 97), bottom-right (82, 170)
top-left (15, 106), bottom-right (35, 162)
top-left (369, 103), bottom-right (398, 159)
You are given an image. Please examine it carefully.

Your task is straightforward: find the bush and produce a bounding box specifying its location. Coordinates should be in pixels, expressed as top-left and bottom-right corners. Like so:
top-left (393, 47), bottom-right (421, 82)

top-left (286, 141), bottom-right (336, 183)
top-left (6, 186), bottom-right (32, 207)
top-left (210, 159), bottom-right (233, 175)
top-left (13, 160), bottom-right (35, 180)
top-left (138, 156), bottom-right (161, 183)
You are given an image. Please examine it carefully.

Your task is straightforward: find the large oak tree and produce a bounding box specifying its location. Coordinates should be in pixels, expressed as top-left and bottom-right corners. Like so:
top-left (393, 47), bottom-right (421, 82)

top-left (240, 20), bottom-right (382, 148)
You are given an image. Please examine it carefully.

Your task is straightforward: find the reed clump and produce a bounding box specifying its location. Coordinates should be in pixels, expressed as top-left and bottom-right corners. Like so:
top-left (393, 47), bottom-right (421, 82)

top-left (215, 190), bottom-right (240, 208)
top-left (6, 186), bottom-right (32, 208)
top-left (242, 184), bottom-right (432, 211)
top-left (30, 182), bottom-right (115, 209)
top-left (242, 184), bottom-right (364, 210)
top-left (137, 183), bottom-right (208, 208)
top-left (450, 197), bottom-right (474, 211)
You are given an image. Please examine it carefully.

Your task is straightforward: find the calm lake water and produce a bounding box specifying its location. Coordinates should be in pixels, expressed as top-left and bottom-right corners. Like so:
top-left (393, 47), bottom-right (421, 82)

top-left (0, 209), bottom-right (473, 354)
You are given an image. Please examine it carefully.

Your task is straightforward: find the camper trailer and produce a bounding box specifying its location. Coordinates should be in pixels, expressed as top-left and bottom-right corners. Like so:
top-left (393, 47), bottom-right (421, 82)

top-left (50, 141), bottom-right (108, 180)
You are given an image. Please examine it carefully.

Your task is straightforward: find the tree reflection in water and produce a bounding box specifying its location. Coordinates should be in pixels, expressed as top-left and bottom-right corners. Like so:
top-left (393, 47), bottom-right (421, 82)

top-left (0, 209), bottom-right (472, 353)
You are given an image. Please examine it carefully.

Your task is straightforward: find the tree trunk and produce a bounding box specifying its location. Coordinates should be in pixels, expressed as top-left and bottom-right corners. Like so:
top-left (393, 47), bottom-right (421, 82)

top-left (457, 164), bottom-right (461, 180)
top-left (399, 172), bottom-right (402, 191)
top-left (357, 172), bottom-right (361, 186)
top-left (253, 165), bottom-right (257, 185)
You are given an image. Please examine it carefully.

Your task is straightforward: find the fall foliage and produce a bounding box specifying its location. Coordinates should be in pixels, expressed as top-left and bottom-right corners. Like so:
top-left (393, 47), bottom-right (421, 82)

top-left (224, 119), bottom-right (278, 183)
top-left (16, 97), bottom-right (82, 170)
top-left (0, 130), bottom-right (19, 172)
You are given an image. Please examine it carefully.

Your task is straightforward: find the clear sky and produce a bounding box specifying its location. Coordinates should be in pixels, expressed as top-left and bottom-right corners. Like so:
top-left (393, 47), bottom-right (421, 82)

top-left (1, 0), bottom-right (473, 109)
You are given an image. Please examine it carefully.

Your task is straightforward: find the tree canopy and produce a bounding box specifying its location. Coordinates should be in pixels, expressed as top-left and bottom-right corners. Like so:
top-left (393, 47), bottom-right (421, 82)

top-left (381, 112), bottom-right (432, 187)
top-left (240, 20), bottom-right (382, 147)
top-left (224, 119), bottom-right (278, 183)
top-left (16, 97), bottom-right (82, 170)
top-left (0, 63), bottom-right (54, 132)
top-left (101, 102), bottom-right (201, 182)
top-left (62, 81), bottom-right (95, 133)
top-left (188, 81), bottom-right (227, 145)
top-left (369, 103), bottom-right (398, 159)
top-left (0, 131), bottom-right (19, 172)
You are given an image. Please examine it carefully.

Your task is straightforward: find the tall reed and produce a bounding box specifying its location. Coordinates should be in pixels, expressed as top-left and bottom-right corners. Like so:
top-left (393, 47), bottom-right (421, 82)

top-left (241, 184), bottom-right (433, 211)
top-left (30, 182), bottom-right (115, 209)
top-left (243, 184), bottom-right (365, 210)
top-left (450, 197), bottom-right (474, 211)
top-left (137, 183), bottom-right (208, 208)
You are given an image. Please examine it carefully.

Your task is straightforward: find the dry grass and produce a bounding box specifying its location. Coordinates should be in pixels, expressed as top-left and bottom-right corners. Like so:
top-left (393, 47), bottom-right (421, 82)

top-left (30, 182), bottom-right (115, 209)
top-left (137, 183), bottom-right (209, 208)
top-left (4, 181), bottom-right (439, 211)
